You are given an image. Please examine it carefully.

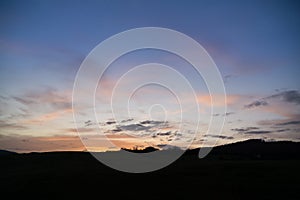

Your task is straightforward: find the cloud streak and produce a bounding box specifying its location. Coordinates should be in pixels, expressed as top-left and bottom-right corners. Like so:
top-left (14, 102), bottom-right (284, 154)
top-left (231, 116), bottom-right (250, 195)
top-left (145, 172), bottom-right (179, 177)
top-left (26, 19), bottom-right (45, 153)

top-left (108, 120), bottom-right (169, 133)
top-left (0, 134), bottom-right (85, 153)
top-left (245, 90), bottom-right (300, 109)
top-left (268, 90), bottom-right (300, 105)
top-left (12, 87), bottom-right (72, 110)
top-left (243, 130), bottom-right (271, 134)
top-left (0, 120), bottom-right (28, 130)
top-left (231, 127), bottom-right (271, 134)
top-left (276, 121), bottom-right (300, 126)
top-left (204, 134), bottom-right (234, 140)
top-left (231, 127), bottom-right (259, 132)
top-left (244, 100), bottom-right (268, 109)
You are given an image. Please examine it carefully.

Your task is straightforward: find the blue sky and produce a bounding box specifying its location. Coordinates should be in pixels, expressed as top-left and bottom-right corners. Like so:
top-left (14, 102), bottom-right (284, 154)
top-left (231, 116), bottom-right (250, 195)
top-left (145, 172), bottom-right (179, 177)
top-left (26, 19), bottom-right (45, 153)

top-left (0, 0), bottom-right (300, 152)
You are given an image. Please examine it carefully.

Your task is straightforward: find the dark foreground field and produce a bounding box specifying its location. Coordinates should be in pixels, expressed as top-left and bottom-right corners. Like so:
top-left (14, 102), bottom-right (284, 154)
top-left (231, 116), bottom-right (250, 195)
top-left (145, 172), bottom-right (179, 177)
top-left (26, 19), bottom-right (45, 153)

top-left (1, 140), bottom-right (300, 199)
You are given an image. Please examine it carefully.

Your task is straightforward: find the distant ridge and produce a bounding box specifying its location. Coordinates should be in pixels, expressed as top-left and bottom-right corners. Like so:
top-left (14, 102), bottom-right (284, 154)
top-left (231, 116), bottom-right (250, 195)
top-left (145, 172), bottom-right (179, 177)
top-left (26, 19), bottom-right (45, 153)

top-left (1, 139), bottom-right (300, 159)
top-left (1, 139), bottom-right (300, 199)
top-left (0, 150), bottom-right (17, 156)
top-left (186, 139), bottom-right (300, 159)
top-left (121, 146), bottom-right (159, 153)
top-left (117, 139), bottom-right (300, 159)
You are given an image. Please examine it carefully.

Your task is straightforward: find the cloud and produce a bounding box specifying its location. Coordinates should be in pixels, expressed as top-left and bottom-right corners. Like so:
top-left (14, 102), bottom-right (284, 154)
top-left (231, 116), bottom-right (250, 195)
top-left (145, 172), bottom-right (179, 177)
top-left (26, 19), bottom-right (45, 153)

top-left (276, 129), bottom-right (290, 133)
top-left (84, 120), bottom-right (92, 127)
top-left (12, 96), bottom-right (36, 105)
top-left (276, 121), bottom-right (300, 126)
top-left (245, 90), bottom-right (300, 110)
top-left (12, 87), bottom-right (72, 110)
top-left (156, 144), bottom-right (182, 150)
top-left (116, 123), bottom-right (151, 132)
top-left (243, 130), bottom-right (272, 134)
top-left (111, 128), bottom-right (122, 132)
top-left (223, 74), bottom-right (233, 83)
top-left (139, 120), bottom-right (165, 125)
top-left (0, 133), bottom-right (151, 153)
top-left (3, 88), bottom-right (74, 125)
top-left (121, 118), bottom-right (134, 123)
top-left (105, 134), bottom-right (152, 150)
top-left (0, 134), bottom-right (85, 153)
top-left (0, 120), bottom-right (28, 130)
top-left (156, 131), bottom-right (172, 136)
top-left (106, 121), bottom-right (116, 125)
top-left (213, 112), bottom-right (235, 117)
top-left (244, 100), bottom-right (268, 109)
top-left (23, 108), bottom-right (72, 124)
top-left (197, 94), bottom-right (239, 107)
top-left (258, 115), bottom-right (300, 128)
top-left (65, 127), bottom-right (95, 133)
top-left (231, 127), bottom-right (271, 134)
top-left (225, 112), bottom-right (235, 116)
top-left (111, 120), bottom-right (168, 133)
top-left (0, 89), bottom-right (72, 126)
top-left (223, 74), bottom-right (237, 83)
top-left (231, 127), bottom-right (259, 132)
top-left (267, 90), bottom-right (300, 105)
top-left (204, 134), bottom-right (234, 139)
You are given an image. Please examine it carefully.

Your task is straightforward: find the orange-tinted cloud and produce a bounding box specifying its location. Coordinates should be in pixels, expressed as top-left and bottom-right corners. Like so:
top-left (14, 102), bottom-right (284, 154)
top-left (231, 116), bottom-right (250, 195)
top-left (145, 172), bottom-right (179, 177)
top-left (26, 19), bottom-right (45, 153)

top-left (0, 134), bottom-right (85, 153)
top-left (106, 134), bottom-right (148, 149)
top-left (24, 108), bottom-right (72, 124)
top-left (260, 103), bottom-right (299, 118)
top-left (197, 94), bottom-right (240, 107)
top-left (0, 133), bottom-right (154, 153)
top-left (0, 135), bottom-right (142, 153)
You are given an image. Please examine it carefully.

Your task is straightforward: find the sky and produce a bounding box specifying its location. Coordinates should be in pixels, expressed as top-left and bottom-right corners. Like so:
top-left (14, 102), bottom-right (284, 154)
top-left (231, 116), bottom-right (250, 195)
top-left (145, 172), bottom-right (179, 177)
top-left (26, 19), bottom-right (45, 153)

top-left (0, 0), bottom-right (300, 153)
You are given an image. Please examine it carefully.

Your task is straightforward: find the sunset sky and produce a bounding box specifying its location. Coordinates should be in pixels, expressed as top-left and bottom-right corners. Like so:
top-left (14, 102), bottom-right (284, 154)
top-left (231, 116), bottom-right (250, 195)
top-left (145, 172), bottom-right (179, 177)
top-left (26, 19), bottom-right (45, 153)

top-left (1, 0), bottom-right (300, 153)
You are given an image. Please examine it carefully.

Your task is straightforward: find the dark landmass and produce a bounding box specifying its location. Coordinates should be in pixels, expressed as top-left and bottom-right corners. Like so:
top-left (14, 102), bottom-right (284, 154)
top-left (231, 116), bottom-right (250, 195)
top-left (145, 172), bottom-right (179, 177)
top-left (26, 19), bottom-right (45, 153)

top-left (1, 139), bottom-right (300, 199)
top-left (121, 146), bottom-right (159, 153)
top-left (0, 149), bottom-right (17, 156)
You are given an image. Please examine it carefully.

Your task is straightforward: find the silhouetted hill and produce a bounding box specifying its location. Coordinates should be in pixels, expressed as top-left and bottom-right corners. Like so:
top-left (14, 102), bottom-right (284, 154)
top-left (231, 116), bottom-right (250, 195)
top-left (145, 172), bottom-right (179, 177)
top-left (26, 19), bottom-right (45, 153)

top-left (1, 139), bottom-right (300, 199)
top-left (3, 139), bottom-right (299, 158)
top-left (185, 139), bottom-right (300, 159)
top-left (0, 150), bottom-right (17, 156)
top-left (121, 146), bottom-right (159, 153)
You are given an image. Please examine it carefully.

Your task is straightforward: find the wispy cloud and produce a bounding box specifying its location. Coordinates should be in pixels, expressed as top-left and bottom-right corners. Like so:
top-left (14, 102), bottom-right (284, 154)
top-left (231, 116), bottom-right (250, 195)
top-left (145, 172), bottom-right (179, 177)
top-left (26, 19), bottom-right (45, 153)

top-left (258, 114), bottom-right (300, 127)
top-left (225, 112), bottom-right (235, 116)
top-left (231, 127), bottom-right (259, 132)
top-left (116, 123), bottom-right (151, 132)
top-left (1, 87), bottom-right (74, 127)
top-left (102, 119), bottom-right (169, 133)
top-left (243, 130), bottom-right (272, 134)
top-left (267, 90), bottom-right (300, 105)
top-left (276, 121), bottom-right (300, 126)
top-left (0, 120), bottom-right (28, 130)
top-left (245, 90), bottom-right (300, 109)
top-left (231, 127), bottom-right (271, 134)
top-left (275, 129), bottom-right (290, 133)
top-left (244, 100), bottom-right (268, 109)
top-left (197, 94), bottom-right (239, 107)
top-left (12, 87), bottom-right (72, 110)
top-left (204, 134), bottom-right (234, 140)
top-left (0, 134), bottom-right (85, 153)
top-left (23, 108), bottom-right (72, 124)
top-left (64, 127), bottom-right (95, 133)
